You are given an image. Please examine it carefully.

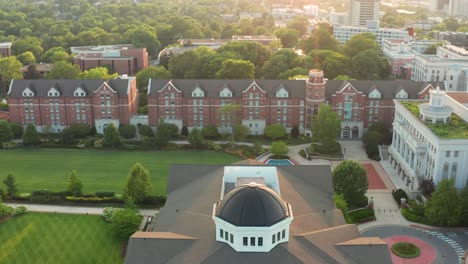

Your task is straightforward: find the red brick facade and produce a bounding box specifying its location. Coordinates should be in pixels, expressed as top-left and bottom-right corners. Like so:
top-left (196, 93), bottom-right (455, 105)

top-left (7, 78), bottom-right (138, 133)
top-left (147, 70), bottom-right (439, 138)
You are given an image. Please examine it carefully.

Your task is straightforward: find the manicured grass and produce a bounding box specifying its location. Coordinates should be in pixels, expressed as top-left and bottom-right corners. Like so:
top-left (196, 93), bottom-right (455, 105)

top-left (401, 101), bottom-right (468, 139)
top-left (0, 149), bottom-right (240, 196)
top-left (0, 212), bottom-right (123, 264)
top-left (391, 242), bottom-right (421, 258)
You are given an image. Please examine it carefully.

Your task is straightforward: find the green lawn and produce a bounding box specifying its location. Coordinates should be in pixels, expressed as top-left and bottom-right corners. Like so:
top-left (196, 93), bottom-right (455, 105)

top-left (0, 212), bottom-right (123, 264)
top-left (0, 149), bottom-right (240, 195)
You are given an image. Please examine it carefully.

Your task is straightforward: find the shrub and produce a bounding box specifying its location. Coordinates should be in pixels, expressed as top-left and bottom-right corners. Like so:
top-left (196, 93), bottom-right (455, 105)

top-left (140, 195), bottom-right (167, 207)
top-left (138, 136), bottom-right (156, 150)
top-left (391, 242), bottom-right (421, 258)
top-left (271, 141), bottom-right (288, 156)
top-left (299, 149), bottom-right (307, 158)
top-left (206, 141), bottom-right (222, 151)
top-left (2, 142), bottom-right (16, 149)
top-left (401, 207), bottom-right (425, 223)
top-left (290, 125), bottom-right (300, 139)
top-left (103, 207), bottom-right (120, 222)
top-left (96, 192), bottom-right (116, 198)
top-left (110, 208), bottom-right (143, 240)
top-left (10, 122), bottom-right (23, 139)
top-left (392, 189), bottom-right (409, 205)
top-left (419, 179), bottom-right (435, 197)
top-left (119, 125), bottom-right (137, 139)
top-left (0, 203), bottom-right (13, 217)
top-left (16, 192), bottom-right (31, 201)
top-left (93, 139), bottom-right (103, 149)
top-left (30, 196), bottom-right (64, 203)
top-left (138, 125), bottom-right (153, 137)
top-left (201, 125), bottom-right (221, 139)
top-left (348, 208), bottom-right (375, 223)
top-left (12, 206), bottom-right (28, 216)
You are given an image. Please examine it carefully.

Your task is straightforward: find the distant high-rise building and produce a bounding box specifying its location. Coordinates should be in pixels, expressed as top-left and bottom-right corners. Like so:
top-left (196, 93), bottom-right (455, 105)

top-left (432, 0), bottom-right (450, 12)
top-left (448, 0), bottom-right (468, 17)
top-left (349, 0), bottom-right (380, 26)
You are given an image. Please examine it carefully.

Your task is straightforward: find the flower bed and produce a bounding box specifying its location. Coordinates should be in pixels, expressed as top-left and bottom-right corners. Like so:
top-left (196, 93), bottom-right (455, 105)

top-left (391, 242), bottom-right (421, 258)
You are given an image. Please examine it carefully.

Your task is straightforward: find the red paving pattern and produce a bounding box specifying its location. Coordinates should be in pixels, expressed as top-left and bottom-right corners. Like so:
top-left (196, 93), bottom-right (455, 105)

top-left (383, 236), bottom-right (436, 264)
top-left (363, 163), bottom-right (386, 189)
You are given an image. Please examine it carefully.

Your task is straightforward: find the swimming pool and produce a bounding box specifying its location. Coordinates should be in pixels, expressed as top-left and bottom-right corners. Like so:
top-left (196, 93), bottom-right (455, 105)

top-left (266, 159), bottom-right (295, 165)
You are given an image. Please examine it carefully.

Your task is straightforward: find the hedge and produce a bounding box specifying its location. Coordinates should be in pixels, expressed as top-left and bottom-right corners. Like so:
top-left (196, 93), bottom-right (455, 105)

top-left (348, 208), bottom-right (376, 223)
top-left (392, 189), bottom-right (409, 205)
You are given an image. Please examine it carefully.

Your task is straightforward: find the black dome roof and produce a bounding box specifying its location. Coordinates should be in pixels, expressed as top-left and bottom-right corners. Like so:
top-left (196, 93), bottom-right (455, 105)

top-left (216, 183), bottom-right (289, 227)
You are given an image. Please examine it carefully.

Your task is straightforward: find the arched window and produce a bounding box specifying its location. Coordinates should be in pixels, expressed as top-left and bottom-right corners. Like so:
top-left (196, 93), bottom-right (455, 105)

top-left (442, 162), bottom-right (449, 179)
top-left (451, 162), bottom-right (457, 180)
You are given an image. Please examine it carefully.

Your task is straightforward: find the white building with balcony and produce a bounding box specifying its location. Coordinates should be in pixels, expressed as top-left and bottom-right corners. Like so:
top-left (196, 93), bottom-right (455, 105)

top-left (388, 87), bottom-right (468, 190)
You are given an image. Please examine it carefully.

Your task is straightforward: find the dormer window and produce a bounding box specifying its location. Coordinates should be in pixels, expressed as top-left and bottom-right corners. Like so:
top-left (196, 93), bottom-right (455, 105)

top-left (22, 88), bottom-right (34, 97)
top-left (48, 87), bottom-right (60, 97)
top-left (369, 89), bottom-right (381, 99)
top-left (74, 87), bottom-right (86, 97)
top-left (395, 89), bottom-right (408, 99)
top-left (276, 87), bottom-right (289, 98)
top-left (220, 87), bottom-right (233, 98)
top-left (192, 87), bottom-right (205, 97)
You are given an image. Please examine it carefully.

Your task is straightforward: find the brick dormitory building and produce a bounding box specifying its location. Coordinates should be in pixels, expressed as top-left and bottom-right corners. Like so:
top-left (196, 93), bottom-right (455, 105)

top-left (147, 70), bottom-right (442, 139)
top-left (6, 70), bottom-right (442, 138)
top-left (7, 76), bottom-right (138, 134)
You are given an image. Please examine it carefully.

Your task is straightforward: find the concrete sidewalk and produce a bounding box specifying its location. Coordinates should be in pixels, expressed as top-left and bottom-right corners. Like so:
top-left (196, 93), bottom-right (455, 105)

top-left (5, 203), bottom-right (158, 216)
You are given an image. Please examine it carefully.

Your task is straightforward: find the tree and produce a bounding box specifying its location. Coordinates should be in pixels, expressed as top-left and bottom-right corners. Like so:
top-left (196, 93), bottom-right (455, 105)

top-left (119, 125), bottom-right (136, 139)
top-left (23, 64), bottom-right (40, 79)
top-left (0, 120), bottom-right (13, 145)
top-left (419, 179), bottom-right (435, 197)
top-left (332, 160), bottom-right (368, 207)
top-left (10, 122), bottom-right (23, 139)
top-left (123, 163), bottom-right (153, 203)
top-left (311, 104), bottom-right (341, 148)
top-left (334, 192), bottom-right (350, 222)
top-left (136, 66), bottom-right (171, 91)
top-left (17, 51), bottom-right (36, 65)
top-left (67, 170), bottom-right (83, 196)
top-left (181, 126), bottom-right (189, 138)
top-left (351, 49), bottom-right (390, 80)
top-left (50, 51), bottom-right (70, 63)
top-left (155, 119), bottom-right (170, 148)
top-left (3, 174), bottom-right (18, 197)
top-left (123, 25), bottom-right (160, 57)
top-left (233, 124), bottom-right (249, 141)
top-left (110, 208), bottom-right (142, 240)
top-left (271, 141), bottom-right (288, 156)
top-left (362, 130), bottom-right (381, 159)
top-left (138, 124), bottom-right (154, 137)
top-left (342, 33), bottom-right (379, 58)
top-left (103, 123), bottom-right (121, 148)
top-left (201, 125), bottom-right (220, 139)
top-left (425, 179), bottom-right (462, 227)
top-left (11, 37), bottom-right (43, 58)
top-left (460, 186), bottom-right (468, 226)
top-left (216, 41), bottom-right (270, 76)
top-left (47, 61), bottom-right (80, 79)
top-left (290, 125), bottom-right (300, 139)
top-left (40, 47), bottom-right (68, 63)
top-left (0, 56), bottom-right (23, 95)
top-left (216, 59), bottom-right (255, 79)
top-left (188, 127), bottom-right (204, 150)
top-left (219, 104), bottom-right (242, 143)
top-left (23, 123), bottom-right (41, 146)
top-left (274, 27), bottom-right (300, 48)
top-left (79, 67), bottom-right (118, 79)
top-left (264, 124), bottom-right (286, 140)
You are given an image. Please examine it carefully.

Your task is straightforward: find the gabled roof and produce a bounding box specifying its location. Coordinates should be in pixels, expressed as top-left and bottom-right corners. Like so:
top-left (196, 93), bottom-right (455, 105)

top-left (148, 79), bottom-right (307, 98)
top-left (8, 79), bottom-right (132, 98)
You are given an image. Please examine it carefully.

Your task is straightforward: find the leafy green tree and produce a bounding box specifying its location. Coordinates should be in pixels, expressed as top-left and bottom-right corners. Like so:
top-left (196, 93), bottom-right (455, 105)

top-left (9, 122), bottom-right (23, 139)
top-left (123, 163), bottom-right (153, 204)
top-left (460, 186), bottom-right (468, 226)
top-left (79, 67), bottom-right (118, 79)
top-left (425, 179), bottom-right (462, 227)
top-left (334, 75), bottom-right (355, 80)
top-left (311, 104), bottom-right (341, 148)
top-left (334, 192), bottom-right (350, 222)
top-left (216, 59), bottom-right (254, 79)
top-left (3, 174), bottom-right (18, 197)
top-left (322, 53), bottom-right (351, 80)
top-left (342, 33), bottom-right (379, 58)
top-left (216, 41), bottom-right (270, 77)
top-left (264, 124), bottom-right (286, 139)
top-left (0, 56), bottom-right (23, 95)
top-left (300, 25), bottom-right (340, 54)
top-left (351, 49), bottom-right (390, 80)
top-left (40, 47), bottom-right (67, 63)
top-left (103, 123), bottom-right (121, 148)
top-left (290, 125), bottom-right (300, 139)
top-left (11, 36), bottom-right (43, 58)
top-left (138, 124), bottom-right (153, 137)
top-left (332, 160), bottom-right (368, 207)
top-left (17, 51), bottom-right (36, 65)
top-left (47, 61), bottom-right (80, 79)
top-left (119, 125), bottom-right (136, 139)
top-left (274, 27), bottom-right (300, 48)
top-left (188, 127), bottom-right (204, 150)
top-left (110, 208), bottom-right (142, 240)
top-left (0, 120), bottom-right (13, 145)
top-left (201, 125), bottom-right (220, 139)
top-left (67, 170), bottom-right (83, 196)
top-left (155, 119), bottom-right (170, 148)
top-left (50, 51), bottom-right (70, 63)
top-left (219, 104), bottom-right (242, 143)
top-left (136, 66), bottom-right (171, 91)
top-left (362, 130), bottom-right (381, 159)
top-left (286, 16), bottom-right (309, 36)
top-left (181, 126), bottom-right (189, 138)
top-left (23, 123), bottom-right (41, 146)
top-left (123, 25), bottom-right (160, 57)
top-left (271, 141), bottom-right (288, 156)
top-left (233, 124), bottom-right (249, 141)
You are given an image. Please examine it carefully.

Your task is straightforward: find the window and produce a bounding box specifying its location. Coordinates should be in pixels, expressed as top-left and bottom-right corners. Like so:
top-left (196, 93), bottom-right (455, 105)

top-left (454, 151), bottom-right (459, 158)
top-left (282, 230), bottom-right (285, 239)
top-left (446, 151), bottom-right (450, 158)
top-left (225, 231), bottom-right (228, 241)
top-left (272, 234), bottom-right (276, 244)
top-left (277, 232), bottom-right (280, 241)
top-left (250, 237), bottom-right (255, 246)
top-left (220, 229), bottom-right (223, 238)
top-left (230, 234), bottom-right (233, 243)
top-left (258, 237), bottom-right (263, 246)
top-left (243, 237), bottom-right (248, 246)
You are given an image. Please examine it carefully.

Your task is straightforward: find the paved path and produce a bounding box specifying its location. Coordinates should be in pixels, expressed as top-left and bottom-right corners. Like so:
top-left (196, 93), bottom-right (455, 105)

top-left (338, 140), bottom-right (369, 160)
top-left (5, 203), bottom-right (158, 216)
